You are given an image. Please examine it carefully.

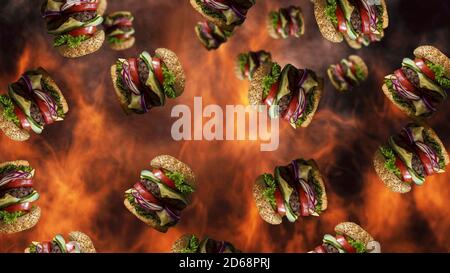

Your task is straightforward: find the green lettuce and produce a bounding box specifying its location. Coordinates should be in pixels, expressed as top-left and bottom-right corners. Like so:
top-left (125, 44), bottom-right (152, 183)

top-left (295, 92), bottom-right (316, 127)
top-left (262, 173), bottom-right (277, 210)
top-left (379, 146), bottom-right (401, 177)
top-left (180, 235), bottom-right (200, 253)
top-left (310, 174), bottom-right (323, 213)
top-left (53, 34), bottom-right (89, 48)
top-left (238, 53), bottom-right (249, 74)
top-left (262, 63), bottom-right (281, 99)
top-left (115, 61), bottom-right (131, 103)
top-left (0, 210), bottom-right (26, 224)
top-left (355, 65), bottom-right (366, 82)
top-left (269, 11), bottom-right (280, 29)
top-left (27, 243), bottom-right (38, 253)
top-left (325, 0), bottom-right (338, 25)
top-left (165, 171), bottom-right (195, 194)
top-left (384, 78), bottom-right (415, 112)
top-left (125, 193), bottom-right (157, 221)
top-left (0, 95), bottom-right (20, 126)
top-left (376, 5), bottom-right (384, 33)
top-left (347, 237), bottom-right (366, 253)
top-left (424, 133), bottom-right (446, 170)
top-left (42, 80), bottom-right (65, 118)
top-left (162, 65), bottom-right (176, 98)
top-left (107, 36), bottom-right (124, 45)
top-left (0, 164), bottom-right (33, 176)
top-left (426, 61), bottom-right (450, 89)
top-left (196, 0), bottom-right (226, 21)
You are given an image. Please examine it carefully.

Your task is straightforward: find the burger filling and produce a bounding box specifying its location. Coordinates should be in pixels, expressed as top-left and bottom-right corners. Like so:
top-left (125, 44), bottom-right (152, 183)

top-left (261, 63), bottom-right (320, 129)
top-left (379, 123), bottom-right (447, 185)
top-left (237, 50), bottom-right (272, 79)
top-left (115, 51), bottom-right (178, 114)
top-left (0, 164), bottom-right (38, 224)
top-left (104, 11), bottom-right (135, 45)
top-left (327, 57), bottom-right (366, 91)
top-left (27, 234), bottom-right (81, 253)
top-left (384, 58), bottom-right (449, 117)
top-left (195, 21), bottom-right (232, 50)
top-left (0, 69), bottom-right (66, 134)
top-left (124, 168), bottom-right (194, 228)
top-left (42, 0), bottom-right (104, 48)
top-left (269, 6), bottom-right (304, 38)
top-left (196, 0), bottom-right (255, 27)
top-left (311, 233), bottom-right (369, 253)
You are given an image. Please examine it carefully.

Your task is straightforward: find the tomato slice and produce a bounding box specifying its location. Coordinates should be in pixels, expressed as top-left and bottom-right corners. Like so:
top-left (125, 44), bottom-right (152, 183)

top-left (416, 149), bottom-right (435, 176)
top-left (113, 33), bottom-right (131, 40)
top-left (36, 99), bottom-right (54, 125)
top-left (68, 26), bottom-right (97, 37)
top-left (274, 188), bottom-right (286, 216)
top-left (348, 60), bottom-right (356, 75)
top-left (359, 3), bottom-right (371, 34)
top-left (415, 58), bottom-right (436, 81)
top-left (152, 169), bottom-right (176, 190)
top-left (298, 186), bottom-right (310, 217)
top-left (39, 242), bottom-right (52, 253)
top-left (3, 202), bottom-right (31, 213)
top-left (127, 58), bottom-right (142, 88)
top-left (64, 3), bottom-right (98, 13)
top-left (395, 158), bottom-right (412, 183)
top-left (335, 63), bottom-right (345, 79)
top-left (0, 179), bottom-right (33, 190)
top-left (314, 245), bottom-right (327, 253)
top-left (133, 182), bottom-right (160, 204)
top-left (14, 106), bottom-right (31, 131)
top-left (336, 6), bottom-right (347, 33)
top-left (244, 63), bottom-right (250, 78)
top-left (394, 69), bottom-right (416, 93)
top-left (336, 235), bottom-right (356, 253)
top-left (151, 58), bottom-right (165, 86)
top-left (263, 81), bottom-right (279, 107)
top-left (276, 19), bottom-right (282, 34)
top-left (115, 18), bottom-right (133, 27)
top-left (282, 92), bottom-right (299, 121)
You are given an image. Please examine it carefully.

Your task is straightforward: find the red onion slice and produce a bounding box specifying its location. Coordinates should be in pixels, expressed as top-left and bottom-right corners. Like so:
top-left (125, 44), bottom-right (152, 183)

top-left (131, 190), bottom-right (163, 212)
top-left (299, 179), bottom-right (317, 209)
top-left (165, 206), bottom-right (181, 221)
top-left (0, 170), bottom-right (32, 187)
top-left (21, 75), bottom-right (33, 93)
top-left (34, 90), bottom-right (59, 119)
top-left (42, 10), bottom-right (61, 18)
top-left (217, 241), bottom-right (225, 253)
top-left (392, 79), bottom-right (420, 101)
top-left (401, 127), bottom-right (414, 145)
top-left (203, 0), bottom-right (229, 10)
top-left (292, 88), bottom-right (306, 123)
top-left (415, 141), bottom-right (440, 170)
top-left (422, 96), bottom-right (437, 112)
top-left (120, 61), bottom-right (141, 95)
top-left (61, 0), bottom-right (94, 11)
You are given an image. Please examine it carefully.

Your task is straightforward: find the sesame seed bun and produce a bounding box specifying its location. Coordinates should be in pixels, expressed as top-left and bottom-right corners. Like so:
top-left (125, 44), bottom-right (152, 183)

top-left (150, 155), bottom-right (196, 188)
top-left (349, 55), bottom-right (368, 80)
top-left (381, 0), bottom-right (389, 28)
top-left (381, 81), bottom-right (416, 118)
top-left (0, 160), bottom-right (30, 169)
top-left (0, 105), bottom-right (30, 142)
top-left (345, 35), bottom-right (362, 49)
top-left (253, 175), bottom-right (283, 225)
top-left (300, 78), bottom-right (323, 128)
top-left (97, 0), bottom-right (107, 16)
top-left (110, 64), bottom-right (132, 115)
top-left (155, 48), bottom-right (185, 97)
top-left (37, 67), bottom-right (69, 114)
top-left (172, 234), bottom-right (195, 253)
top-left (68, 231), bottom-right (96, 253)
top-left (57, 30), bottom-right (105, 58)
top-left (123, 198), bottom-right (168, 233)
top-left (248, 63), bottom-right (273, 106)
top-left (334, 222), bottom-right (374, 247)
top-left (307, 159), bottom-right (328, 211)
top-left (0, 206), bottom-right (41, 234)
top-left (109, 37), bottom-right (135, 51)
top-left (373, 149), bottom-right (412, 193)
top-left (414, 45), bottom-right (450, 78)
top-left (313, 0), bottom-right (343, 43)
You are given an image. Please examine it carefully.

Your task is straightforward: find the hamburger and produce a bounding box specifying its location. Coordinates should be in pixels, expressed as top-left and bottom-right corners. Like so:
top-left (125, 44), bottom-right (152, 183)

top-left (110, 49), bottom-right (185, 114)
top-left (104, 11), bottom-right (135, 51)
top-left (0, 67), bottom-right (69, 142)
top-left (253, 159), bottom-right (327, 225)
top-left (249, 62), bottom-right (323, 128)
top-left (382, 45), bottom-right (450, 118)
top-left (41, 0), bottom-right (105, 58)
top-left (235, 50), bottom-right (272, 80)
top-left (25, 231), bottom-right (96, 253)
top-left (190, 0), bottom-right (256, 31)
top-left (172, 234), bottom-right (241, 253)
top-left (312, 0), bottom-right (388, 49)
top-left (194, 20), bottom-right (233, 50)
top-left (0, 161), bottom-right (40, 234)
top-left (267, 6), bottom-right (305, 39)
top-left (374, 123), bottom-right (449, 193)
top-left (327, 55), bottom-right (368, 92)
top-left (123, 155), bottom-right (196, 233)
top-left (309, 222), bottom-right (381, 253)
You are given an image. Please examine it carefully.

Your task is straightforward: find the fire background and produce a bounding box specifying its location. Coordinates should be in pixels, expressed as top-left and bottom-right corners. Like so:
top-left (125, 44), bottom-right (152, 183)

top-left (0, 0), bottom-right (449, 253)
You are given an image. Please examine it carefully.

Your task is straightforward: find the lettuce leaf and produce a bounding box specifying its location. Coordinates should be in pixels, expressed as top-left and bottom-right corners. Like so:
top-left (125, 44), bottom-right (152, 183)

top-left (379, 146), bottom-right (401, 177)
top-left (376, 5), bottom-right (384, 33)
top-left (165, 171), bottom-right (195, 194)
top-left (325, 0), bottom-right (338, 26)
top-left (0, 164), bottom-right (33, 176)
top-left (0, 95), bottom-right (20, 126)
top-left (53, 34), bottom-right (88, 48)
top-left (310, 174), bottom-right (323, 213)
top-left (426, 61), bottom-right (450, 89)
top-left (347, 237), bottom-right (366, 253)
top-left (162, 65), bottom-right (176, 98)
top-left (237, 53), bottom-right (249, 74)
top-left (107, 36), bottom-right (124, 45)
top-left (125, 192), bottom-right (158, 221)
top-left (424, 133), bottom-right (446, 170)
top-left (196, 0), bottom-right (226, 21)
top-left (262, 173), bottom-right (277, 210)
top-left (384, 78), bottom-right (415, 112)
top-left (180, 235), bottom-right (200, 253)
top-left (355, 64), bottom-right (366, 82)
top-left (295, 91), bottom-right (315, 127)
top-left (0, 210), bottom-right (26, 224)
top-left (262, 63), bottom-right (281, 99)
top-left (41, 80), bottom-right (65, 118)
top-left (269, 11), bottom-right (280, 30)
